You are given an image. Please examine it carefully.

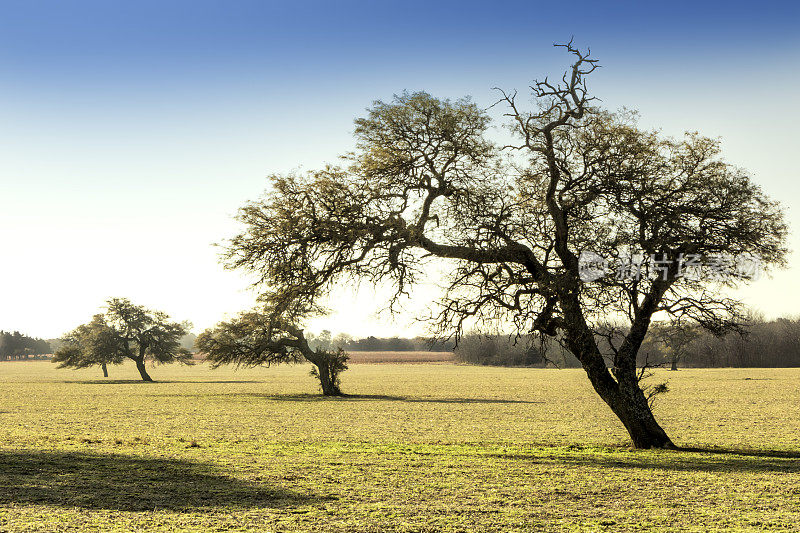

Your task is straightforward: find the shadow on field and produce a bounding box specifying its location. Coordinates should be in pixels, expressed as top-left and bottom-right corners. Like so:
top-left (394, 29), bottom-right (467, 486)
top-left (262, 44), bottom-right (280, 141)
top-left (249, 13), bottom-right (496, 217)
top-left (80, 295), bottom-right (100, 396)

top-left (243, 393), bottom-right (543, 405)
top-left (681, 446), bottom-right (800, 460)
top-left (0, 450), bottom-right (322, 511)
top-left (494, 446), bottom-right (800, 474)
top-left (68, 380), bottom-right (265, 384)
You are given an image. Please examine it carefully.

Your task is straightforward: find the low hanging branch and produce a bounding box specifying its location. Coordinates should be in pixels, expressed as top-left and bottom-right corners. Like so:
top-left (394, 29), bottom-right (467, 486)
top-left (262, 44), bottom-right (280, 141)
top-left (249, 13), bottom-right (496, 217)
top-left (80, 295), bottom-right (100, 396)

top-left (196, 309), bottom-right (349, 396)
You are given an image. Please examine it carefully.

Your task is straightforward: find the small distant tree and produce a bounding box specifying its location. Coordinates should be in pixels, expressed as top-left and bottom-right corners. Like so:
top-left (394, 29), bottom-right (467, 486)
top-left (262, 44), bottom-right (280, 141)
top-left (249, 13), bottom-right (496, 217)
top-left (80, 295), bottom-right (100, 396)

top-left (314, 329), bottom-right (333, 351)
top-left (333, 332), bottom-right (353, 349)
top-left (180, 332), bottom-right (198, 352)
top-left (53, 314), bottom-right (124, 377)
top-left (196, 308), bottom-right (349, 396)
top-left (651, 323), bottom-right (701, 371)
top-left (53, 298), bottom-right (193, 381)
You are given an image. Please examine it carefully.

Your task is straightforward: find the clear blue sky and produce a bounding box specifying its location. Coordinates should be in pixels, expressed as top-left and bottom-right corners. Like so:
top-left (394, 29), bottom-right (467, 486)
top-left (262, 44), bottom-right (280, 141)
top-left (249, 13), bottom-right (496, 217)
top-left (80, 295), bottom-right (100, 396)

top-left (1, 0), bottom-right (799, 338)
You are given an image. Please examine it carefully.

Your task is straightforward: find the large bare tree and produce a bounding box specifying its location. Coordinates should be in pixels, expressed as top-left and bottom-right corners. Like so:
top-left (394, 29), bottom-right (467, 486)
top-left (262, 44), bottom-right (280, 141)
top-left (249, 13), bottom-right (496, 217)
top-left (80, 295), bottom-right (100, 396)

top-left (221, 43), bottom-right (787, 448)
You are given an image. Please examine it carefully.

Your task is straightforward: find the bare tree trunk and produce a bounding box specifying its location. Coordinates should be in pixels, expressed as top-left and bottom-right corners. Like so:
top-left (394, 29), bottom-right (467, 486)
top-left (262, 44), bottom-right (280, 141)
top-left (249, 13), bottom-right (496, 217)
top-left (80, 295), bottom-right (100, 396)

top-left (561, 299), bottom-right (674, 449)
top-left (135, 358), bottom-right (153, 382)
top-left (613, 377), bottom-right (674, 448)
top-left (670, 357), bottom-right (678, 371)
top-left (290, 328), bottom-right (346, 396)
top-left (309, 354), bottom-right (344, 396)
top-left (578, 360), bottom-right (674, 448)
top-left (101, 362), bottom-right (108, 378)
top-left (315, 361), bottom-right (342, 396)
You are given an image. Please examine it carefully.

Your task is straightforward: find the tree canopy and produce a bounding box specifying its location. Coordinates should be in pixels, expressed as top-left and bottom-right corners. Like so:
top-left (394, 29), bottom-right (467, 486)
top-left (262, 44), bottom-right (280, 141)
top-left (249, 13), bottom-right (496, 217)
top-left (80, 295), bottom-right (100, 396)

top-left (53, 298), bottom-right (193, 381)
top-left (217, 43), bottom-right (787, 448)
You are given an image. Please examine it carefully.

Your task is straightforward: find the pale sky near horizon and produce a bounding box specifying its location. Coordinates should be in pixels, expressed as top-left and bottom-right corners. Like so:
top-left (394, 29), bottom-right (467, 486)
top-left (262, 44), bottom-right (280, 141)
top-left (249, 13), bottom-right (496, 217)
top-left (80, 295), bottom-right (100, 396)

top-left (1, 0), bottom-right (799, 340)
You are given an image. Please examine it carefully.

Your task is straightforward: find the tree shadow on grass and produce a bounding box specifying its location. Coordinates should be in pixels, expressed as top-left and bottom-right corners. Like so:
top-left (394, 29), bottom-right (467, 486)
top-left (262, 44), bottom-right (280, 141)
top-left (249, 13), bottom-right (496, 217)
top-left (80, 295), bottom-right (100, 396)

top-left (681, 446), bottom-right (800, 459)
top-left (492, 446), bottom-right (800, 474)
top-left (67, 380), bottom-right (265, 385)
top-left (238, 393), bottom-right (543, 405)
top-left (0, 450), bottom-right (324, 511)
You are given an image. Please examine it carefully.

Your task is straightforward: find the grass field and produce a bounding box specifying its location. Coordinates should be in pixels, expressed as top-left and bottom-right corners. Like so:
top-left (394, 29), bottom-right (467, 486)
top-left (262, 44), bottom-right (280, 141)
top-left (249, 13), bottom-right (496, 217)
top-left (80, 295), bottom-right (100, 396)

top-left (1, 361), bottom-right (799, 531)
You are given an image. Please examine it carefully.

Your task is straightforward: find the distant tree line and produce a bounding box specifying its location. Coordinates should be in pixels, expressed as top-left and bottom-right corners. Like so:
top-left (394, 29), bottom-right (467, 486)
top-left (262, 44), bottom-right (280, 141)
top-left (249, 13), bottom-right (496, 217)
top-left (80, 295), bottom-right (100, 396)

top-left (454, 334), bottom-right (542, 366)
top-left (0, 331), bottom-right (51, 361)
top-left (455, 317), bottom-right (800, 369)
top-left (640, 317), bottom-right (800, 368)
top-left (306, 330), bottom-right (454, 352)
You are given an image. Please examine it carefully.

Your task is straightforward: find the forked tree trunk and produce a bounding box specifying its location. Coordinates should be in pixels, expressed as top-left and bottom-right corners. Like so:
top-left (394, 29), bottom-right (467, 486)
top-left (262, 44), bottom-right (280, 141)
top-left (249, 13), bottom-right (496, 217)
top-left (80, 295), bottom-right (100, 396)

top-left (135, 358), bottom-right (153, 382)
top-left (101, 362), bottom-right (109, 378)
top-left (582, 361), bottom-right (674, 448)
top-left (611, 379), bottom-right (674, 449)
top-left (561, 299), bottom-right (674, 449)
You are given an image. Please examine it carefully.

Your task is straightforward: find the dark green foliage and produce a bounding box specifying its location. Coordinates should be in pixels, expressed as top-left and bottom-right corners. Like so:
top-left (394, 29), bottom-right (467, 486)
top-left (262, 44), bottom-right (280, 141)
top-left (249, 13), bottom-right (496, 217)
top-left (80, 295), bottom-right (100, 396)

top-left (334, 335), bottom-right (453, 352)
